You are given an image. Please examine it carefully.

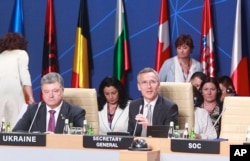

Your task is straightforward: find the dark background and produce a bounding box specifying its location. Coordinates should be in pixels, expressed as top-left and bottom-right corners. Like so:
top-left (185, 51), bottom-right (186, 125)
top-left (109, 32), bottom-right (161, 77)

top-left (0, 0), bottom-right (250, 100)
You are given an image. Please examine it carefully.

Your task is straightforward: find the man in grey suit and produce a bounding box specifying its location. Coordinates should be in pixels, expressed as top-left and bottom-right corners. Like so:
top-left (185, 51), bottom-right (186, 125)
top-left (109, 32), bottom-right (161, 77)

top-left (128, 67), bottom-right (178, 136)
top-left (13, 72), bottom-right (85, 133)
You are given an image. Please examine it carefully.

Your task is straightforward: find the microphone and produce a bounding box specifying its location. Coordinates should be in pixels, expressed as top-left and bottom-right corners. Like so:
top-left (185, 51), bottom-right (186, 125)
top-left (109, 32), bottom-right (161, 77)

top-left (132, 105), bottom-right (143, 137)
top-left (208, 107), bottom-right (227, 135)
top-left (213, 107), bottom-right (226, 129)
top-left (28, 102), bottom-right (42, 133)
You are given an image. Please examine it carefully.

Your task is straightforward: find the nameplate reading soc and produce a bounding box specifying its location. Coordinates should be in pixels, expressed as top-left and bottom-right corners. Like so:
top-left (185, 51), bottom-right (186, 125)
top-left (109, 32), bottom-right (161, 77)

top-left (171, 139), bottom-right (220, 154)
top-left (0, 133), bottom-right (46, 146)
top-left (83, 135), bottom-right (133, 149)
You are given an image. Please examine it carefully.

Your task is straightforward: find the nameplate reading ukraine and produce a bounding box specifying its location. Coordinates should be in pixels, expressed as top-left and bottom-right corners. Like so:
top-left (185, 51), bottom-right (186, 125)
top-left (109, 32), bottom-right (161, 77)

top-left (83, 135), bottom-right (133, 149)
top-left (171, 139), bottom-right (220, 154)
top-left (0, 133), bottom-right (46, 146)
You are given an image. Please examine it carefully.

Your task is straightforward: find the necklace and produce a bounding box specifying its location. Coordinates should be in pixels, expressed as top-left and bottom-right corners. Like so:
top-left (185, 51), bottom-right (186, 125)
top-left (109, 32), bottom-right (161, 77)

top-left (108, 105), bottom-right (117, 114)
top-left (179, 58), bottom-right (191, 82)
top-left (202, 103), bottom-right (217, 114)
top-left (107, 105), bottom-right (117, 129)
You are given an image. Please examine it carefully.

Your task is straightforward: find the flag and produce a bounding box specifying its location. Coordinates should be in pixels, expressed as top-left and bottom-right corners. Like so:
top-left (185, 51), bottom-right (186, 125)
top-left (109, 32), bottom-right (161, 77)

top-left (41, 0), bottom-right (59, 98)
top-left (9, 0), bottom-right (24, 34)
top-left (71, 0), bottom-right (90, 88)
top-left (200, 0), bottom-right (215, 77)
top-left (230, 0), bottom-right (250, 96)
top-left (155, 0), bottom-right (171, 72)
top-left (113, 0), bottom-right (130, 85)
top-left (41, 0), bottom-right (59, 76)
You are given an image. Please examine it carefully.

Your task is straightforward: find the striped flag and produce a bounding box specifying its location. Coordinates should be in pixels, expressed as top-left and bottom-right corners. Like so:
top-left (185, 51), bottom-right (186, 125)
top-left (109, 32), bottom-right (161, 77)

top-left (155, 0), bottom-right (171, 72)
top-left (41, 0), bottom-right (59, 76)
top-left (9, 0), bottom-right (24, 34)
top-left (230, 0), bottom-right (250, 96)
top-left (71, 0), bottom-right (90, 88)
top-left (113, 0), bottom-right (130, 85)
top-left (200, 0), bottom-right (215, 77)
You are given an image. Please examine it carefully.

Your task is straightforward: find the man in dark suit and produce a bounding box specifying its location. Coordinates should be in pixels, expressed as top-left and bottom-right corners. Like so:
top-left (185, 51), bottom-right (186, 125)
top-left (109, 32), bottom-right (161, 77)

top-left (13, 72), bottom-right (85, 133)
top-left (128, 67), bottom-right (178, 136)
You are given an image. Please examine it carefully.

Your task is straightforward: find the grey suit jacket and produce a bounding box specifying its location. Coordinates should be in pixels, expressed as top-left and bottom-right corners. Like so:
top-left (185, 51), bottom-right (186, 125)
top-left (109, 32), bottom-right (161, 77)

top-left (127, 95), bottom-right (178, 136)
top-left (13, 101), bottom-right (85, 133)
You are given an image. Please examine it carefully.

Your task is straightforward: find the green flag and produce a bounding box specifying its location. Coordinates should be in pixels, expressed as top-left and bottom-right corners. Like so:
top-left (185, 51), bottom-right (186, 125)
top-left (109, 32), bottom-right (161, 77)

top-left (113, 0), bottom-right (130, 85)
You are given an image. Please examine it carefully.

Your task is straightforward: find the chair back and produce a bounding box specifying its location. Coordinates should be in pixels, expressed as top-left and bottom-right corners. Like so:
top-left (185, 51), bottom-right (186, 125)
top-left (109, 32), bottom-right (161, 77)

top-left (159, 82), bottom-right (194, 129)
top-left (220, 96), bottom-right (250, 142)
top-left (63, 88), bottom-right (99, 135)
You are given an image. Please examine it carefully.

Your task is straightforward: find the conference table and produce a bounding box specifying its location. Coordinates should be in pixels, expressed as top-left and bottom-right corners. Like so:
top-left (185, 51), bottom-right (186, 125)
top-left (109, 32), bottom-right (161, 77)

top-left (0, 134), bottom-right (234, 161)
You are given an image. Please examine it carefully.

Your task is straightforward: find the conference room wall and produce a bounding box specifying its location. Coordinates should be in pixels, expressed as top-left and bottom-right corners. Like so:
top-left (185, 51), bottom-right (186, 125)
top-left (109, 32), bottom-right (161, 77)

top-left (0, 0), bottom-right (249, 100)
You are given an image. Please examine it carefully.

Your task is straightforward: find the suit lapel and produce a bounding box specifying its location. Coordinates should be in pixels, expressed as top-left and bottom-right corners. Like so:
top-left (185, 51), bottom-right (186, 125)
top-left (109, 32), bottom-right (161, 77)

top-left (55, 102), bottom-right (68, 133)
top-left (111, 106), bottom-right (123, 130)
top-left (100, 104), bottom-right (110, 131)
top-left (152, 96), bottom-right (162, 124)
top-left (34, 103), bottom-right (47, 132)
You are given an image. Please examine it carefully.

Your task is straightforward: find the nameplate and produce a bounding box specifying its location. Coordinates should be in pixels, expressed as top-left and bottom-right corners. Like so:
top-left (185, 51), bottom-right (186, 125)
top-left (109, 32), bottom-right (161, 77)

top-left (83, 135), bottom-right (133, 149)
top-left (0, 133), bottom-right (46, 146)
top-left (171, 139), bottom-right (220, 154)
top-left (230, 145), bottom-right (250, 161)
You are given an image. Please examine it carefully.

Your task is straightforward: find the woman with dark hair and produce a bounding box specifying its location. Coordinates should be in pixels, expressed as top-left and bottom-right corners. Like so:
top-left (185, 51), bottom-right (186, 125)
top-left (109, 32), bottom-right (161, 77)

top-left (0, 32), bottom-right (35, 128)
top-left (217, 75), bottom-right (237, 103)
top-left (159, 34), bottom-right (201, 82)
top-left (98, 76), bottom-right (130, 135)
top-left (199, 77), bottom-right (222, 137)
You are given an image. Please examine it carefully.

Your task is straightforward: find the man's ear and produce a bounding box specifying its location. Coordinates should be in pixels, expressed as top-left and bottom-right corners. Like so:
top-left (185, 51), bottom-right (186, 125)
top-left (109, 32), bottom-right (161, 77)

top-left (137, 83), bottom-right (141, 91)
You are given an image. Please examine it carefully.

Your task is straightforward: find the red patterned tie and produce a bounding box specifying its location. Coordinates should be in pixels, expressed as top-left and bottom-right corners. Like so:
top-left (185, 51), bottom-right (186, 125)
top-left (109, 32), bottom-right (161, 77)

top-left (48, 110), bottom-right (56, 132)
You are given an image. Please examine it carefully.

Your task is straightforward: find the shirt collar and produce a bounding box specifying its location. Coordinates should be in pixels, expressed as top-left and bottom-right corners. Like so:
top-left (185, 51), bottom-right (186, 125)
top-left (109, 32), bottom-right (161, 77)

top-left (46, 101), bottom-right (63, 114)
top-left (144, 95), bottom-right (158, 107)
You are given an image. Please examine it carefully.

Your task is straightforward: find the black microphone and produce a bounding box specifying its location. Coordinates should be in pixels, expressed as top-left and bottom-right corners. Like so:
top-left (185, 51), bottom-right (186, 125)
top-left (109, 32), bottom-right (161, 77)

top-left (132, 105), bottom-right (143, 137)
top-left (28, 102), bottom-right (42, 133)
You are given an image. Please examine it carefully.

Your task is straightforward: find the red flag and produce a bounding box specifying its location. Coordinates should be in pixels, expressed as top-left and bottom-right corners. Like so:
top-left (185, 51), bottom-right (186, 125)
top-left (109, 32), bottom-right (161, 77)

top-left (41, 0), bottom-right (59, 76)
top-left (113, 0), bottom-right (130, 85)
top-left (71, 0), bottom-right (90, 88)
top-left (200, 0), bottom-right (215, 77)
top-left (41, 0), bottom-right (59, 99)
top-left (155, 0), bottom-right (171, 72)
top-left (230, 0), bottom-right (250, 96)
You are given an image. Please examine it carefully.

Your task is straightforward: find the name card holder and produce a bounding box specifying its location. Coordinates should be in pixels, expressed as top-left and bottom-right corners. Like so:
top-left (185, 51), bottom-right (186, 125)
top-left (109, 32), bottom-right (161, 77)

top-left (0, 133), bottom-right (46, 146)
top-left (171, 139), bottom-right (220, 154)
top-left (83, 135), bottom-right (134, 149)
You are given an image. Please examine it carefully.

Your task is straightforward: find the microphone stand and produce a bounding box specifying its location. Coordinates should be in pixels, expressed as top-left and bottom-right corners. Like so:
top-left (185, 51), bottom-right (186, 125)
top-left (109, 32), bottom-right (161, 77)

top-left (132, 105), bottom-right (143, 137)
top-left (28, 102), bottom-right (42, 133)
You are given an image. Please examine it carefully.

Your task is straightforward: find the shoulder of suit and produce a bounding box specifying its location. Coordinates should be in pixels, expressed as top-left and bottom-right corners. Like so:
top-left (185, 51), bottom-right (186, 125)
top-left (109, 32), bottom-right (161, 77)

top-left (129, 98), bottom-right (142, 105)
top-left (158, 95), bottom-right (177, 106)
top-left (63, 101), bottom-right (83, 110)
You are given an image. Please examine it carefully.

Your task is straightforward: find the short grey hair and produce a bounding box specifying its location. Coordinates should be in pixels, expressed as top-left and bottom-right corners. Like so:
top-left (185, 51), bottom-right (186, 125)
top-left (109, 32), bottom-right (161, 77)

top-left (137, 67), bottom-right (159, 83)
top-left (41, 72), bottom-right (64, 88)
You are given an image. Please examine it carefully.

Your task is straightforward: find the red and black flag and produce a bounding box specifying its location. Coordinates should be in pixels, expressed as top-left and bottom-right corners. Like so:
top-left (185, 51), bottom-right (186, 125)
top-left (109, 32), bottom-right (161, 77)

top-left (41, 0), bottom-right (59, 76)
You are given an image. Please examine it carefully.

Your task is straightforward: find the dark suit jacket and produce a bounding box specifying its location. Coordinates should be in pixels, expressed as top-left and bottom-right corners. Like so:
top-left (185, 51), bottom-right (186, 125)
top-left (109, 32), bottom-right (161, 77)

top-left (13, 101), bottom-right (85, 133)
top-left (127, 95), bottom-right (178, 136)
